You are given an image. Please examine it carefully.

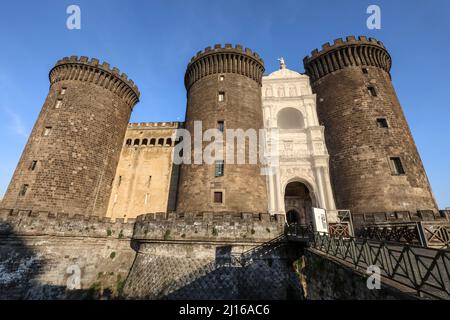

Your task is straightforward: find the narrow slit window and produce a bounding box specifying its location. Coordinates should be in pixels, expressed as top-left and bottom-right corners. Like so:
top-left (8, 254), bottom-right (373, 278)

top-left (147, 176), bottom-right (152, 187)
top-left (218, 92), bottom-right (225, 102)
top-left (390, 157), bottom-right (405, 175)
top-left (215, 160), bottom-right (224, 177)
top-left (376, 118), bottom-right (389, 128)
top-left (43, 127), bottom-right (52, 136)
top-left (368, 86), bottom-right (377, 97)
top-left (29, 160), bottom-right (37, 171)
top-left (55, 99), bottom-right (62, 109)
top-left (19, 184), bottom-right (29, 197)
top-left (217, 121), bottom-right (224, 132)
top-left (117, 176), bottom-right (122, 187)
top-left (214, 191), bottom-right (223, 204)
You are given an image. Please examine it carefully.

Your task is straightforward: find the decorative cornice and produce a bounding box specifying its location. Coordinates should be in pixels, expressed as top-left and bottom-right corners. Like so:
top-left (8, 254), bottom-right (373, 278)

top-left (49, 56), bottom-right (140, 108)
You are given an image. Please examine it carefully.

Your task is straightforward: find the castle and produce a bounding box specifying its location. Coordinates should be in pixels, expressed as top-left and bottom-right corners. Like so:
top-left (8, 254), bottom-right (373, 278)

top-left (0, 36), bottom-right (445, 300)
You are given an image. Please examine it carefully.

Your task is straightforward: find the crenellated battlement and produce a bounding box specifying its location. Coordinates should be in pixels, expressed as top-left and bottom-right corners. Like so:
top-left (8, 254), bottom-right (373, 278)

top-left (185, 44), bottom-right (265, 89)
top-left (133, 212), bottom-right (285, 242)
top-left (0, 208), bottom-right (286, 242)
top-left (49, 56), bottom-right (140, 108)
top-left (190, 44), bottom-right (264, 64)
top-left (303, 36), bottom-right (391, 82)
top-left (0, 208), bottom-right (134, 239)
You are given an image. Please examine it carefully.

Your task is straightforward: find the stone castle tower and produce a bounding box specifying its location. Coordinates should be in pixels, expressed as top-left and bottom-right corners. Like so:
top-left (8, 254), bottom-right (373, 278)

top-left (176, 44), bottom-right (268, 213)
top-left (1, 56), bottom-right (140, 216)
top-left (303, 36), bottom-right (438, 215)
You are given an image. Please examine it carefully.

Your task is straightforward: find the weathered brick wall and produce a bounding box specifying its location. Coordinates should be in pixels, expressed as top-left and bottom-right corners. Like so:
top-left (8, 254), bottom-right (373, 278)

top-left (304, 36), bottom-right (438, 215)
top-left (1, 57), bottom-right (140, 217)
top-left (0, 209), bottom-right (136, 299)
top-left (177, 45), bottom-right (268, 213)
top-left (124, 212), bottom-right (304, 300)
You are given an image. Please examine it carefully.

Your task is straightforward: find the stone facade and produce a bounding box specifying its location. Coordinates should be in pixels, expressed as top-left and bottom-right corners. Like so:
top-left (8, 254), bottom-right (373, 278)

top-left (0, 37), bottom-right (445, 301)
top-left (124, 212), bottom-right (303, 300)
top-left (176, 44), bottom-right (269, 213)
top-left (106, 122), bottom-right (182, 220)
top-left (262, 61), bottom-right (336, 223)
top-left (0, 208), bottom-right (136, 299)
top-left (1, 57), bottom-right (140, 217)
top-left (303, 36), bottom-right (438, 215)
top-left (298, 248), bottom-right (417, 300)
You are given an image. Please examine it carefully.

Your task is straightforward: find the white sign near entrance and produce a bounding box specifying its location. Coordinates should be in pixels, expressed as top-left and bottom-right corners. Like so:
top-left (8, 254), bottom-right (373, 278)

top-left (312, 208), bottom-right (328, 233)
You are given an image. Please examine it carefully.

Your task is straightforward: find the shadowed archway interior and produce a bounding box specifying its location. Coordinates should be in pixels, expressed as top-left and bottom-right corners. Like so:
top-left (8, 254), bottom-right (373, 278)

top-left (284, 182), bottom-right (313, 225)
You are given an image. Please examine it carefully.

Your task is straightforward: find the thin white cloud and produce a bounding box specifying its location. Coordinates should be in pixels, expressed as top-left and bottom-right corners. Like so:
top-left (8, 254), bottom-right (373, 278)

top-left (2, 106), bottom-right (28, 138)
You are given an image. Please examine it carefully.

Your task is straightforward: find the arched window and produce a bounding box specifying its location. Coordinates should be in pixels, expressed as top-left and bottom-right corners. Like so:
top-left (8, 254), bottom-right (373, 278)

top-left (158, 138), bottom-right (164, 146)
top-left (166, 138), bottom-right (172, 146)
top-left (277, 87), bottom-right (285, 97)
top-left (277, 108), bottom-right (305, 129)
top-left (142, 138), bottom-right (148, 146)
top-left (134, 139), bottom-right (140, 146)
top-left (126, 139), bottom-right (132, 146)
top-left (150, 138), bottom-right (156, 146)
top-left (265, 87), bottom-right (273, 97)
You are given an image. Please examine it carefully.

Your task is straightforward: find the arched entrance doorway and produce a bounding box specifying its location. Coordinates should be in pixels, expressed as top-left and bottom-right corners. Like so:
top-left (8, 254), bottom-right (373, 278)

top-left (284, 181), bottom-right (313, 225)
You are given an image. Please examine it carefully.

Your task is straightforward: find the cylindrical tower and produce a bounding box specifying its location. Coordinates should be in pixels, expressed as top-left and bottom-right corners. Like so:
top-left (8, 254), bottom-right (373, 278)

top-left (303, 36), bottom-right (438, 215)
top-left (176, 44), bottom-right (268, 213)
top-left (1, 56), bottom-right (140, 216)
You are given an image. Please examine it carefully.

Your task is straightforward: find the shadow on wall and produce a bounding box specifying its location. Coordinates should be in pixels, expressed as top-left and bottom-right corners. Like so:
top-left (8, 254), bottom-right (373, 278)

top-left (0, 222), bottom-right (113, 300)
top-left (124, 236), bottom-right (306, 300)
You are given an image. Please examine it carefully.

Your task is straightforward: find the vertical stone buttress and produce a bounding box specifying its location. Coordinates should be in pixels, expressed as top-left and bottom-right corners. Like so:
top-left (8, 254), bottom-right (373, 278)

top-left (1, 56), bottom-right (140, 216)
top-left (303, 36), bottom-right (438, 215)
top-left (176, 44), bottom-right (268, 213)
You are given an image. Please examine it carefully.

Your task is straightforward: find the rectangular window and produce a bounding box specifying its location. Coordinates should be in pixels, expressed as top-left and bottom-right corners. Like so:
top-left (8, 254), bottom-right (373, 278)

top-left (214, 191), bottom-right (223, 204)
top-left (376, 118), bottom-right (389, 128)
top-left (390, 157), bottom-right (405, 175)
top-left (219, 75), bottom-right (225, 81)
top-left (218, 92), bottom-right (225, 102)
top-left (55, 99), bottom-right (62, 109)
top-left (19, 184), bottom-right (29, 197)
top-left (61, 87), bottom-right (67, 95)
top-left (43, 127), bottom-right (52, 136)
top-left (215, 160), bottom-right (224, 177)
top-left (217, 121), bottom-right (224, 132)
top-left (362, 68), bottom-right (368, 74)
top-left (368, 86), bottom-right (377, 97)
top-left (29, 160), bottom-right (37, 171)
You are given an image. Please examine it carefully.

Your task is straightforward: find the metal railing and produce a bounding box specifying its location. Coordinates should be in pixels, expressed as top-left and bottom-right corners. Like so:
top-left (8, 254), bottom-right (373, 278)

top-left (310, 232), bottom-right (450, 300)
top-left (358, 221), bottom-right (450, 249)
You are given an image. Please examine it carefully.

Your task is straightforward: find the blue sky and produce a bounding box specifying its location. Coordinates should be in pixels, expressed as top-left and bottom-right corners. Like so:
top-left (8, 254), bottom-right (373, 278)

top-left (0, 0), bottom-right (449, 208)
